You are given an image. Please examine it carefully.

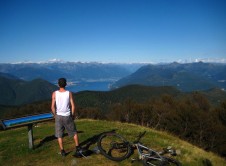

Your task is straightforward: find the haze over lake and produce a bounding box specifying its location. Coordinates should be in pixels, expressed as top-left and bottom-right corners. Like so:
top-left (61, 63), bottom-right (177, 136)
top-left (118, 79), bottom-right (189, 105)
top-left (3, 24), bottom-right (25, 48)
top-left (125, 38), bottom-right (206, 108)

top-left (64, 80), bottom-right (113, 92)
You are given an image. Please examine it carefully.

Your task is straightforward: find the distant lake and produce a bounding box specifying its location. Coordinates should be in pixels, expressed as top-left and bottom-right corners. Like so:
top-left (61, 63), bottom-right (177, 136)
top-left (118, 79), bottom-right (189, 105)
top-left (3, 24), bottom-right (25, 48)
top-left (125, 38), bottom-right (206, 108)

top-left (66, 81), bottom-right (114, 92)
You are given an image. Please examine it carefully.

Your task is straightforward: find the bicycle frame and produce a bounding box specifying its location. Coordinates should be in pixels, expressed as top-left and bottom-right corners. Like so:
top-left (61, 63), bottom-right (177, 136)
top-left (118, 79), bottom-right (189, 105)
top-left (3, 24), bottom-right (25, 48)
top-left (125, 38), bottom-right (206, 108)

top-left (135, 142), bottom-right (164, 161)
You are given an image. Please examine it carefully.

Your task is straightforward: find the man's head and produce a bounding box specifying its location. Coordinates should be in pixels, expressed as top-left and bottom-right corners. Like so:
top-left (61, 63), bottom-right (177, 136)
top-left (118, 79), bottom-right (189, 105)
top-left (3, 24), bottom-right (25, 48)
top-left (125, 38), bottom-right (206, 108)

top-left (58, 78), bottom-right (67, 88)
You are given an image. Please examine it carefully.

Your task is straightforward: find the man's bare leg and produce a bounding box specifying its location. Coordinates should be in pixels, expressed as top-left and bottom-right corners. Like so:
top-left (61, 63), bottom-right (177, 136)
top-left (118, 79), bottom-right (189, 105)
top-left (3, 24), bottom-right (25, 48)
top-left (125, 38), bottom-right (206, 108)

top-left (72, 133), bottom-right (83, 157)
top-left (74, 133), bottom-right (79, 147)
top-left (58, 137), bottom-right (64, 150)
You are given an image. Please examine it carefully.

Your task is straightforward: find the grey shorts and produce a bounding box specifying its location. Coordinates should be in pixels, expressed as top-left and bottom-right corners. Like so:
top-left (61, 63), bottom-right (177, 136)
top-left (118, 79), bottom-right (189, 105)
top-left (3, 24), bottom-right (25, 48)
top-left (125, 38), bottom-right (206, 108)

top-left (55, 115), bottom-right (77, 138)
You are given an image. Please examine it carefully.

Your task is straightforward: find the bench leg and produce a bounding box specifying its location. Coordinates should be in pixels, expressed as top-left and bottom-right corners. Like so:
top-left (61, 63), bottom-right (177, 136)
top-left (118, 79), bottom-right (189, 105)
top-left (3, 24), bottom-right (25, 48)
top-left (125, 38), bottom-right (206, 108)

top-left (28, 124), bottom-right (34, 149)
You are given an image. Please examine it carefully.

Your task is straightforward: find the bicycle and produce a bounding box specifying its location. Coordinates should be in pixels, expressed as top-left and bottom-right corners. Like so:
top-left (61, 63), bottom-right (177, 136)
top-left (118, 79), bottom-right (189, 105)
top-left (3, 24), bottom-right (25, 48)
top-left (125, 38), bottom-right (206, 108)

top-left (97, 130), bottom-right (181, 166)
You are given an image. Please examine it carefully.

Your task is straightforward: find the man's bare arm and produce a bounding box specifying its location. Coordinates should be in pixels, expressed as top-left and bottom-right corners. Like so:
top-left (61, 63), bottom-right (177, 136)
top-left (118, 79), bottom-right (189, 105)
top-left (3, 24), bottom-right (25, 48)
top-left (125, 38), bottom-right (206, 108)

top-left (51, 92), bottom-right (56, 117)
top-left (70, 92), bottom-right (75, 118)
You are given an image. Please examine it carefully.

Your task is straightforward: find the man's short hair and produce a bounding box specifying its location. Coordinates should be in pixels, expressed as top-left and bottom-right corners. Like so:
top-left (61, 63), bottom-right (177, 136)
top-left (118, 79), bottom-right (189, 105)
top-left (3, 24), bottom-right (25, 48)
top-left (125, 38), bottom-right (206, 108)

top-left (58, 78), bottom-right (67, 88)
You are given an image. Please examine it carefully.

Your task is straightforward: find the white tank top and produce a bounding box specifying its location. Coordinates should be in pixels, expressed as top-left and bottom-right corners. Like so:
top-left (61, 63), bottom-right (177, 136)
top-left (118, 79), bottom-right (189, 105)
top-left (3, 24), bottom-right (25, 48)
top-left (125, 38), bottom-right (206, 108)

top-left (55, 90), bottom-right (70, 116)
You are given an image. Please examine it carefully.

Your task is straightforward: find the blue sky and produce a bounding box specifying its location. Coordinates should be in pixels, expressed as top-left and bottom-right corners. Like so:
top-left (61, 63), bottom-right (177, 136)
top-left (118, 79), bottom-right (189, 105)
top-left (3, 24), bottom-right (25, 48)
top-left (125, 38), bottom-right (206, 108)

top-left (0, 0), bottom-right (225, 63)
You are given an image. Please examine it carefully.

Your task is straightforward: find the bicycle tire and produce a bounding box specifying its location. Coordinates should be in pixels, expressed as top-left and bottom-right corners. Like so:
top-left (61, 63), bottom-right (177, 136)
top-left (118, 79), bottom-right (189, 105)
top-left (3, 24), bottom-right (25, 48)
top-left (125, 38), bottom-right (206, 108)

top-left (143, 156), bottom-right (181, 166)
top-left (97, 132), bottom-right (132, 161)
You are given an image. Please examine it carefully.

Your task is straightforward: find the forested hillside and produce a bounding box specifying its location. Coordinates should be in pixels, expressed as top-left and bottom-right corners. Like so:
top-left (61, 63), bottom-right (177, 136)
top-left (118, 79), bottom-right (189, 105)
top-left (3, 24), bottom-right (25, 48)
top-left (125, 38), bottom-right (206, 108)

top-left (0, 76), bottom-right (57, 105)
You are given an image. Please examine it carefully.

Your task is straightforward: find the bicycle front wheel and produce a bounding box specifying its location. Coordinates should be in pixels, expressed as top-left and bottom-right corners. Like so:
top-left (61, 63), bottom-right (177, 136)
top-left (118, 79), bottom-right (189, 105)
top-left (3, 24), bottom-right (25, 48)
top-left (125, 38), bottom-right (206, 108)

top-left (97, 132), bottom-right (132, 161)
top-left (143, 156), bottom-right (181, 166)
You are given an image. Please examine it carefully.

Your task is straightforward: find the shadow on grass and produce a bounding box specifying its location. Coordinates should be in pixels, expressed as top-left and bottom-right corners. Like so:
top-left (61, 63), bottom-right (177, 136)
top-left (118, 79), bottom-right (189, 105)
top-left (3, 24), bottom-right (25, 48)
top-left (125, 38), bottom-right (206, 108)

top-left (36, 129), bottom-right (117, 157)
top-left (76, 129), bottom-right (117, 157)
top-left (80, 130), bottom-right (116, 149)
top-left (36, 131), bottom-right (83, 148)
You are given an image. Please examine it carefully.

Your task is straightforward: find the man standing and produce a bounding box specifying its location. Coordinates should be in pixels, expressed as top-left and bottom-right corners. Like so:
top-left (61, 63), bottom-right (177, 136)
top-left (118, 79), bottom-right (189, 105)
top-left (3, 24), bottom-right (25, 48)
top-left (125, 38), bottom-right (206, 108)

top-left (51, 78), bottom-right (81, 157)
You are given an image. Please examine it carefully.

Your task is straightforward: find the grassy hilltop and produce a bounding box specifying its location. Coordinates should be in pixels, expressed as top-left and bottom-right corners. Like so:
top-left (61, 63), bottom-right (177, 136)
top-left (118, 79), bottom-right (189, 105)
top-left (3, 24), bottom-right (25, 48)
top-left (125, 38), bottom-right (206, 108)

top-left (0, 119), bottom-right (226, 166)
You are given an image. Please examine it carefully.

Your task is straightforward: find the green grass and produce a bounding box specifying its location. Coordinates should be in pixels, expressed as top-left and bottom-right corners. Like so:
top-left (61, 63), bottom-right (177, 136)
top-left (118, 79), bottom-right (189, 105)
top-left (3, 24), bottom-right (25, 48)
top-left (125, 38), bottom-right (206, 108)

top-left (0, 119), bottom-right (225, 166)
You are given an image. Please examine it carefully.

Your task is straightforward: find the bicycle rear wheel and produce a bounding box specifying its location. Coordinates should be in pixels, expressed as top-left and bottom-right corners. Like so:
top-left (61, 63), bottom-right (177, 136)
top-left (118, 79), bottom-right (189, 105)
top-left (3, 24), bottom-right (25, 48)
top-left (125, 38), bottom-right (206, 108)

top-left (97, 132), bottom-right (132, 161)
top-left (143, 156), bottom-right (181, 166)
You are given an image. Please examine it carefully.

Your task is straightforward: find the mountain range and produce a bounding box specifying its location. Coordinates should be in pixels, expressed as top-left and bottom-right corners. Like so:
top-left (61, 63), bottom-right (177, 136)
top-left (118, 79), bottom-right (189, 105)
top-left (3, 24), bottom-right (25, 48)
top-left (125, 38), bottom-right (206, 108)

top-left (0, 61), bottom-right (226, 106)
top-left (0, 62), bottom-right (143, 82)
top-left (1, 61), bottom-right (225, 92)
top-left (111, 62), bottom-right (226, 92)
